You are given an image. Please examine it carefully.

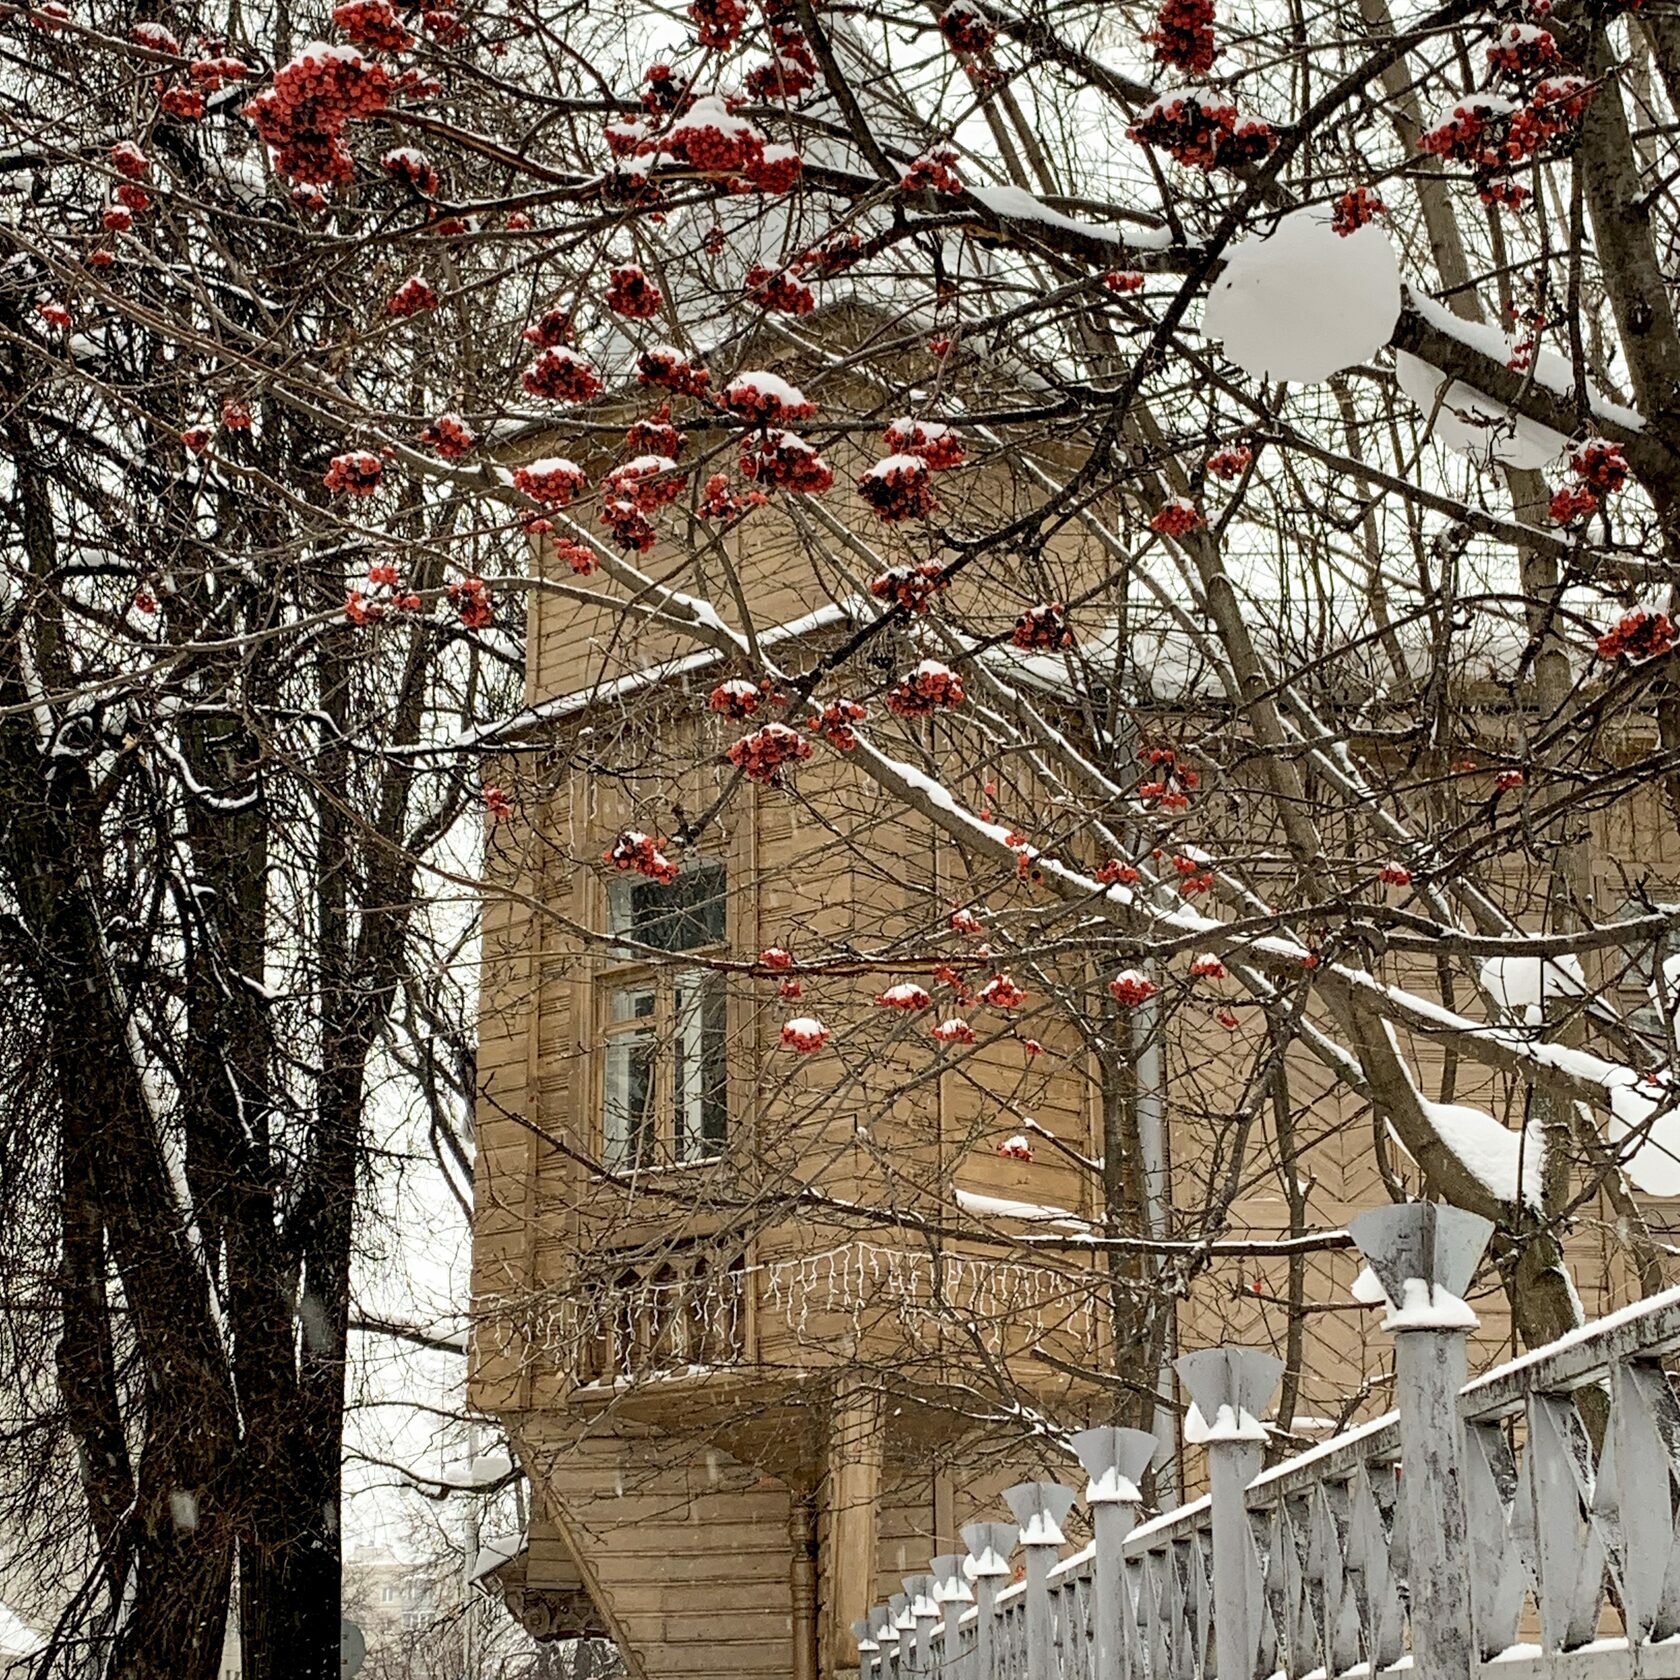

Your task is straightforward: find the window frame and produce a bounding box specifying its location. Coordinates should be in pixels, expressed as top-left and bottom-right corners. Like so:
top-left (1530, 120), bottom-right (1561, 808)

top-left (595, 856), bottom-right (732, 1171)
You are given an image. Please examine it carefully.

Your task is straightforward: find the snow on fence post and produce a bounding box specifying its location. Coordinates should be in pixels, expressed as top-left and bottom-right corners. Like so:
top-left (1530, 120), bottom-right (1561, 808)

top-left (1002, 1482), bottom-right (1078, 1680)
top-left (931, 1553), bottom-right (972, 1672)
top-left (1072, 1426), bottom-right (1161, 1680)
top-left (855, 1616), bottom-right (880, 1680)
top-left (888, 1590), bottom-right (914, 1675)
top-left (1348, 1202), bottom-right (1493, 1680)
top-left (904, 1573), bottom-right (939, 1671)
top-left (962, 1520), bottom-right (1018, 1680)
top-left (1174, 1346), bottom-right (1283, 1680)
top-left (867, 1607), bottom-right (897, 1680)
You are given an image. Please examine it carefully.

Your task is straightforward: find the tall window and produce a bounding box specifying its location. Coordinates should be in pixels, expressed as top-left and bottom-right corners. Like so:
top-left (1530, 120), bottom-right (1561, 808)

top-left (601, 862), bottom-right (729, 1168)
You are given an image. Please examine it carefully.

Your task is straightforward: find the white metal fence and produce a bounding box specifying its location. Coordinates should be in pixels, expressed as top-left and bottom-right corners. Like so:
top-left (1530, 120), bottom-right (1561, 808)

top-left (858, 1204), bottom-right (1680, 1680)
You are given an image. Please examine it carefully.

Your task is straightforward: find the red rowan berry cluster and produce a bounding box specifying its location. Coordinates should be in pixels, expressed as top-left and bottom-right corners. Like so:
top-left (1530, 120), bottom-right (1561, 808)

top-left (665, 96), bottom-right (766, 174)
top-left (419, 413), bottom-right (475, 457)
top-left (886, 660), bottom-right (965, 715)
top-left (425, 10), bottom-right (464, 41)
top-left (1378, 861), bottom-right (1413, 885)
top-left (1095, 859), bottom-right (1141, 885)
top-left (1548, 484), bottom-right (1598, 525)
top-left (1485, 22), bottom-right (1561, 82)
top-left (901, 146), bottom-right (962, 194)
top-left (522, 347), bottom-right (603, 403)
top-left (625, 407), bottom-right (683, 459)
top-left (939, 0), bottom-right (995, 55)
top-left (606, 831), bottom-right (680, 883)
top-left (387, 274), bottom-right (437, 316)
top-left (221, 398), bottom-right (253, 430)
top-left (513, 458), bottom-right (586, 506)
top-left (745, 35), bottom-right (817, 101)
top-left (1103, 269), bottom-right (1146, 293)
top-left (522, 308), bottom-right (572, 348)
top-left (748, 145), bottom-right (804, 193)
top-left (698, 472), bottom-right (767, 521)
top-left (1596, 608), bottom-right (1676, 663)
top-left (244, 43), bottom-right (393, 188)
top-left (858, 454), bottom-right (935, 522)
top-left (1569, 437), bottom-right (1629, 494)
top-left (191, 55), bottom-right (249, 88)
top-left (37, 300), bottom-right (71, 330)
top-left (883, 417), bottom-right (965, 470)
top-left (484, 786), bottom-right (514, 821)
top-left (874, 983), bottom-right (931, 1012)
top-left (111, 141), bottom-right (149, 178)
top-left (1189, 953), bottom-right (1227, 979)
top-left (641, 63), bottom-right (689, 116)
top-left (381, 146), bottom-right (438, 192)
top-left (689, 0), bottom-right (747, 49)
top-left (809, 697), bottom-right (867, 751)
top-left (160, 87), bottom-right (206, 120)
top-left (448, 576), bottom-right (494, 628)
top-left (869, 563), bottom-right (947, 613)
top-left (548, 540), bottom-right (597, 575)
top-left (799, 231), bottom-right (865, 277)
top-left (1138, 745), bottom-right (1198, 808)
top-left (710, 679), bottom-right (762, 720)
top-left (333, 0), bottom-right (413, 52)
top-left (1150, 497), bottom-right (1203, 535)
top-left (638, 345), bottom-right (711, 395)
top-left (780, 1016), bottom-right (828, 1052)
top-left (324, 449), bottom-right (384, 495)
top-left (1205, 444), bottom-right (1252, 479)
top-left (1012, 603), bottom-right (1073, 650)
top-left (1331, 185), bottom-right (1385, 235)
top-left (1142, 0), bottom-right (1217, 75)
top-left (996, 1134), bottom-right (1033, 1161)
top-left (745, 264), bottom-right (815, 315)
top-left (722, 371), bottom-right (815, 425)
top-left (727, 722), bottom-right (813, 783)
top-left (131, 20), bottom-right (179, 50)
top-left (931, 1016), bottom-right (976, 1044)
top-left (1108, 969), bottom-right (1158, 1007)
top-left (1129, 89), bottom-right (1274, 170)
top-left (979, 974), bottom-right (1026, 1009)
top-left (605, 263), bottom-right (662, 318)
top-left (739, 430), bottom-right (834, 493)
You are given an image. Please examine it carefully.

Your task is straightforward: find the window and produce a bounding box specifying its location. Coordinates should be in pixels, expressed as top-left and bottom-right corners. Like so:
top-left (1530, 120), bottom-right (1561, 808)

top-left (601, 862), bottom-right (729, 1168)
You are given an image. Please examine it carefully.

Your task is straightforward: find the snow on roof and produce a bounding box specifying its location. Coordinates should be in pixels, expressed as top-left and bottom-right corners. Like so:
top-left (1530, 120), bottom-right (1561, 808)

top-left (468, 1532), bottom-right (526, 1584)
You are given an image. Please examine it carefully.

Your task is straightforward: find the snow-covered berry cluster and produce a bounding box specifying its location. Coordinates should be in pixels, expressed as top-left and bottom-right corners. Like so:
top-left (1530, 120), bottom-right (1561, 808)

top-left (1596, 608), bottom-right (1677, 664)
top-left (727, 722), bottom-right (812, 783)
top-left (858, 454), bottom-right (935, 522)
top-left (799, 230), bottom-right (865, 276)
top-left (513, 457), bottom-right (587, 506)
top-left (870, 563), bottom-right (947, 613)
top-left (638, 345), bottom-right (711, 396)
top-left (1205, 443), bottom-right (1253, 479)
top-left (709, 678), bottom-right (762, 719)
top-left (876, 982), bottom-right (931, 1011)
top-left (940, 0), bottom-right (995, 55)
top-left (387, 274), bottom-right (437, 316)
top-left (1378, 861), bottom-right (1413, 885)
top-left (689, 0), bottom-right (747, 50)
top-left (722, 371), bottom-right (815, 425)
top-left (606, 830), bottom-right (680, 883)
top-left (886, 659), bottom-right (965, 715)
top-left (606, 264), bottom-right (662, 318)
top-left (1189, 952), bottom-right (1227, 979)
top-left (1129, 88), bottom-right (1275, 170)
top-left (1485, 21), bottom-right (1561, 82)
top-left (739, 430), bottom-right (833, 494)
top-left (1150, 496), bottom-right (1203, 535)
top-left (625, 407), bottom-right (683, 458)
top-left (523, 308), bottom-right (572, 348)
top-left (979, 973), bottom-right (1026, 1009)
top-left (1012, 602), bottom-right (1073, 650)
top-left (483, 785), bottom-right (514, 821)
top-left (1103, 269), bottom-right (1146, 293)
top-left (419, 412), bottom-right (475, 457)
top-left (522, 347), bottom-right (603, 403)
top-left (996, 1134), bottom-right (1034, 1161)
top-left (244, 43), bottom-right (393, 188)
top-left (744, 24), bottom-right (817, 99)
top-left (448, 575), bottom-right (494, 628)
top-left (744, 264), bottom-right (815, 315)
top-left (160, 87), bottom-right (206, 120)
top-left (346, 560), bottom-right (422, 623)
top-left (884, 417), bottom-right (965, 470)
top-left (381, 147), bottom-right (439, 192)
top-left (1549, 437), bottom-right (1629, 525)
top-left (324, 449), bottom-right (384, 495)
top-left (931, 1016), bottom-right (976, 1044)
top-left (809, 697), bottom-right (867, 750)
top-left (1142, 0), bottom-right (1217, 74)
top-left (600, 455), bottom-right (683, 550)
top-left (1108, 969), bottom-right (1159, 1007)
top-left (333, 0), bottom-right (413, 52)
top-left (780, 1016), bottom-right (829, 1052)
top-left (552, 539), bottom-right (598, 575)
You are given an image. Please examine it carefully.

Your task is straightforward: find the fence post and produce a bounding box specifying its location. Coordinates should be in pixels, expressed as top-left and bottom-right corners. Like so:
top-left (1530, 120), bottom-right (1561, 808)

top-left (1348, 1202), bottom-right (1492, 1680)
top-left (1072, 1426), bottom-right (1160, 1680)
top-left (962, 1520), bottom-right (1018, 1680)
top-left (855, 1616), bottom-right (880, 1680)
top-left (868, 1608), bottom-right (898, 1680)
top-left (932, 1553), bottom-right (973, 1673)
top-left (890, 1591), bottom-right (915, 1676)
top-left (1003, 1482), bottom-right (1078, 1680)
top-left (904, 1574), bottom-right (940, 1672)
top-left (1174, 1346), bottom-right (1283, 1680)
